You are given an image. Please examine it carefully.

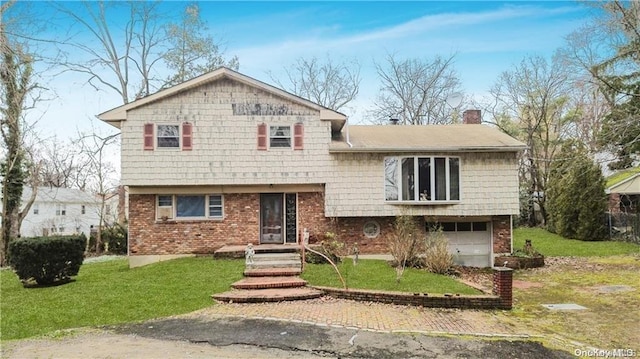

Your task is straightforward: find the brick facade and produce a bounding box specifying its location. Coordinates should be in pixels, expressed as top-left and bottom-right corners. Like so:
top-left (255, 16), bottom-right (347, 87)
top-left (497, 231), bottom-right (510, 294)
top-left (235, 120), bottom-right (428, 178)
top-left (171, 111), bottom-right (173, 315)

top-left (128, 193), bottom-right (260, 255)
top-left (128, 191), bottom-right (513, 261)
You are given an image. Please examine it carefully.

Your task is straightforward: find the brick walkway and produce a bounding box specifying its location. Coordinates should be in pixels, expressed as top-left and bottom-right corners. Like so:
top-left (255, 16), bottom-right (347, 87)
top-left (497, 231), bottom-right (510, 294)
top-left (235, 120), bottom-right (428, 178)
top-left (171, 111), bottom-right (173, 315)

top-left (188, 297), bottom-right (535, 338)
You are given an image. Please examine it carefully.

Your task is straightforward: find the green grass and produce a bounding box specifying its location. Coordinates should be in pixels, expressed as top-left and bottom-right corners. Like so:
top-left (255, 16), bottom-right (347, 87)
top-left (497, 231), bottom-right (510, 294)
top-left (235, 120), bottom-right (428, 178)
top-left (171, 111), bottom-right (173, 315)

top-left (514, 227), bottom-right (640, 257)
top-left (0, 257), bottom-right (244, 340)
top-left (302, 259), bottom-right (481, 295)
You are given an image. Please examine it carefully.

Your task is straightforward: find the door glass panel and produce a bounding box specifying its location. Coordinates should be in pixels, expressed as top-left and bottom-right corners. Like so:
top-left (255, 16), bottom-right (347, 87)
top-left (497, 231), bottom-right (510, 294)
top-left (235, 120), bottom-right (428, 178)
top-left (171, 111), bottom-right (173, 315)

top-left (261, 194), bottom-right (283, 244)
top-left (285, 193), bottom-right (297, 243)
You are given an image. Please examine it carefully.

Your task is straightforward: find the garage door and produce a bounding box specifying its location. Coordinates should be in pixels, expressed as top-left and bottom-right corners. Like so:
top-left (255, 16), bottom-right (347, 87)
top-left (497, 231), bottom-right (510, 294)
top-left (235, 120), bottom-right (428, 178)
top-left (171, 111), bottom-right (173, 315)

top-left (439, 222), bottom-right (491, 267)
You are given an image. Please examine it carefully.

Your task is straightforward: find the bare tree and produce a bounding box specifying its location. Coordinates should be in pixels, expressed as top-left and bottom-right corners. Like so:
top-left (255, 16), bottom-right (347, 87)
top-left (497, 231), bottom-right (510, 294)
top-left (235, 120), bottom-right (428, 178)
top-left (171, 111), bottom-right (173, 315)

top-left (371, 53), bottom-right (461, 125)
top-left (74, 125), bottom-right (119, 253)
top-left (560, 1), bottom-right (640, 168)
top-left (53, 1), bottom-right (239, 103)
top-left (488, 55), bottom-right (571, 226)
top-left (34, 138), bottom-right (90, 189)
top-left (163, 3), bottom-right (238, 88)
top-left (270, 56), bottom-right (360, 112)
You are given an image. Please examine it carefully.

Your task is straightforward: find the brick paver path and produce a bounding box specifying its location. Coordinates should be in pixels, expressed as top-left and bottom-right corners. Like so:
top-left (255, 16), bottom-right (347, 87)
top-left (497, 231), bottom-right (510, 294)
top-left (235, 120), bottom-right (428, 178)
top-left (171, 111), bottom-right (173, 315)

top-left (190, 297), bottom-right (533, 338)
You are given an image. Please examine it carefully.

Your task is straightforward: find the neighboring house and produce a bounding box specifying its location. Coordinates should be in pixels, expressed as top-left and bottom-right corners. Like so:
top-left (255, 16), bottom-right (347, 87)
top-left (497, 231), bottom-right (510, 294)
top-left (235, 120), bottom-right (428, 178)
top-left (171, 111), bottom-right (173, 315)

top-left (13, 187), bottom-right (101, 238)
top-left (606, 170), bottom-right (640, 214)
top-left (98, 67), bottom-right (526, 268)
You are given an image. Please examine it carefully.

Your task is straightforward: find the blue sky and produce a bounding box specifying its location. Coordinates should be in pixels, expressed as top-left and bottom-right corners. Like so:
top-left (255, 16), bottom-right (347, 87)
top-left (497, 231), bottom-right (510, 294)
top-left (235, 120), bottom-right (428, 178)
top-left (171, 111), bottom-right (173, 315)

top-left (17, 1), bottom-right (591, 140)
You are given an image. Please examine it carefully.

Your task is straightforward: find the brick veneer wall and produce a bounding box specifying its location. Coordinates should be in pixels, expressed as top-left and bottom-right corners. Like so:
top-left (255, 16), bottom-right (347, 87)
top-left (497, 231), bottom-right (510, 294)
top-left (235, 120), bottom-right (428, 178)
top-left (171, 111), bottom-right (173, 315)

top-left (492, 215), bottom-right (512, 254)
top-left (129, 191), bottom-right (514, 259)
top-left (608, 193), bottom-right (621, 214)
top-left (128, 193), bottom-right (259, 255)
top-left (315, 268), bottom-right (512, 310)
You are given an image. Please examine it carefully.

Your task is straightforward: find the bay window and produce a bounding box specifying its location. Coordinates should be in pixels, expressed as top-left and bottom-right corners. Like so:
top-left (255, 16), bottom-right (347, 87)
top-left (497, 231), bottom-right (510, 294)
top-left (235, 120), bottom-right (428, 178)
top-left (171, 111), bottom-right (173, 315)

top-left (385, 156), bottom-right (460, 203)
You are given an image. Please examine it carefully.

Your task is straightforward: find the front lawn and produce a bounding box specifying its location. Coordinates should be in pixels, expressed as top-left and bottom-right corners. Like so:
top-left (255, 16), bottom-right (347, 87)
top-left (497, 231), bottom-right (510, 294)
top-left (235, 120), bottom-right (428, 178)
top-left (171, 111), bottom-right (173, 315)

top-left (514, 227), bottom-right (640, 257)
top-left (0, 257), bottom-right (244, 340)
top-left (302, 259), bottom-right (481, 295)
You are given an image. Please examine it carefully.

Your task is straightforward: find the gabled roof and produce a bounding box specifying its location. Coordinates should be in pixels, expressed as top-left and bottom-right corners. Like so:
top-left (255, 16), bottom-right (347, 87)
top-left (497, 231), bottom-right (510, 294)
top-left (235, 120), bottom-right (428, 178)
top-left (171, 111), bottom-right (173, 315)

top-left (22, 187), bottom-right (98, 204)
top-left (605, 167), bottom-right (640, 188)
top-left (606, 172), bottom-right (640, 195)
top-left (329, 124), bottom-right (527, 153)
top-left (97, 67), bottom-right (347, 131)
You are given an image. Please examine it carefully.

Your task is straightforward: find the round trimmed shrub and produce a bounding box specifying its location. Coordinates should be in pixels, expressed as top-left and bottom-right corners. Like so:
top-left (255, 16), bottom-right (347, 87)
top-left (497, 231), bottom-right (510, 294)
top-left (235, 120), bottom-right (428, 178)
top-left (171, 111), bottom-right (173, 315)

top-left (7, 235), bottom-right (86, 286)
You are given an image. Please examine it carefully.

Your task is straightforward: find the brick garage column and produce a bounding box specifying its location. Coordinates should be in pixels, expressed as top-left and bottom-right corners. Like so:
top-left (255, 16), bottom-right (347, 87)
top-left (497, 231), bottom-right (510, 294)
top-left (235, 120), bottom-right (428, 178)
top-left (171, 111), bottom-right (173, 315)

top-left (492, 215), bottom-right (512, 254)
top-left (492, 267), bottom-right (513, 309)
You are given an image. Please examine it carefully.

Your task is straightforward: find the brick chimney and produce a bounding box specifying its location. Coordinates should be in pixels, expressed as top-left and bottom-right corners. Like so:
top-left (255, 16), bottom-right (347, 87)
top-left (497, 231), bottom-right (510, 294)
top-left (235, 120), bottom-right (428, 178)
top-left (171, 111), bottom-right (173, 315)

top-left (462, 110), bottom-right (481, 124)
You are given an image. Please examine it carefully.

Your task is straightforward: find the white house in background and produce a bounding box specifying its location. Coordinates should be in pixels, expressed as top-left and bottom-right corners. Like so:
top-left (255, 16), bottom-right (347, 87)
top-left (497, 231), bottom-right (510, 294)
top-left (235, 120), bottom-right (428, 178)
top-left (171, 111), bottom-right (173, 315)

top-left (18, 187), bottom-right (101, 238)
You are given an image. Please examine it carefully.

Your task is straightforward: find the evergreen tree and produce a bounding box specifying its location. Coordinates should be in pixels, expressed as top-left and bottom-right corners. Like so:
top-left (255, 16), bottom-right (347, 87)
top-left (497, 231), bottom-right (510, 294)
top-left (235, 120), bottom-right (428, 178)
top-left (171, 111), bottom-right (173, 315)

top-left (547, 142), bottom-right (608, 240)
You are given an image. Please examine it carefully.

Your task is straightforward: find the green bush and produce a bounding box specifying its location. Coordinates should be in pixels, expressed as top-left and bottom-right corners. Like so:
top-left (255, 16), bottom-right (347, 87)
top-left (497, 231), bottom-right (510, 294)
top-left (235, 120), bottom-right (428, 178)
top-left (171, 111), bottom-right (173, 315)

top-left (305, 240), bottom-right (344, 264)
top-left (88, 224), bottom-right (128, 254)
top-left (8, 235), bottom-right (86, 286)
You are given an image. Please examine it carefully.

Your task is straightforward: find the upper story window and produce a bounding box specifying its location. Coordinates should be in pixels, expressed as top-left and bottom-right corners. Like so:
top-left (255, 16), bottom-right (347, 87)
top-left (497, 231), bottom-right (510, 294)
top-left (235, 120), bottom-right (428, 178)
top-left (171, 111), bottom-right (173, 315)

top-left (157, 125), bottom-right (179, 148)
top-left (270, 126), bottom-right (291, 148)
top-left (257, 123), bottom-right (304, 151)
top-left (56, 204), bottom-right (67, 216)
top-left (385, 156), bottom-right (460, 203)
top-left (144, 123), bottom-right (192, 151)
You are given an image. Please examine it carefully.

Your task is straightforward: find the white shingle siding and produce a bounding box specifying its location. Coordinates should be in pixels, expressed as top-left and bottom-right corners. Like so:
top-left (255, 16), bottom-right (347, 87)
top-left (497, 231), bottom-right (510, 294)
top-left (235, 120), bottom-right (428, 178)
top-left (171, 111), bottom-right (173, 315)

top-left (324, 152), bottom-right (520, 217)
top-left (122, 79), bottom-right (334, 186)
top-left (120, 77), bottom-right (520, 219)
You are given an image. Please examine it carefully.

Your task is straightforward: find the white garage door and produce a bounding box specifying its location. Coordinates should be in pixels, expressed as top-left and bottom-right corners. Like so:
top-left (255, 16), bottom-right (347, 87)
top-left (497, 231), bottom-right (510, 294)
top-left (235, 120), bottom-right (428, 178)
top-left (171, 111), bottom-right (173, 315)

top-left (439, 222), bottom-right (491, 267)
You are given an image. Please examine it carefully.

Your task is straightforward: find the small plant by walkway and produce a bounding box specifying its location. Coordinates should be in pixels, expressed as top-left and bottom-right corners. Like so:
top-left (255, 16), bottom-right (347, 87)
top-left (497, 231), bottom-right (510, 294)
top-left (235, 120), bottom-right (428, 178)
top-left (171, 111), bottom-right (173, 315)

top-left (514, 227), bottom-right (640, 257)
top-left (302, 259), bottom-right (480, 295)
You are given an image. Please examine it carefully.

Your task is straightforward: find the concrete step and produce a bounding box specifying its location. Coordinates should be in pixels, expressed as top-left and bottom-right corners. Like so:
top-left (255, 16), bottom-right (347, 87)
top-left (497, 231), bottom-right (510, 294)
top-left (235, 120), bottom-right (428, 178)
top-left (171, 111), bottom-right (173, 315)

top-left (252, 253), bottom-right (301, 262)
top-left (247, 260), bottom-right (301, 270)
top-left (244, 267), bottom-right (302, 277)
top-left (212, 287), bottom-right (323, 303)
top-left (214, 245), bottom-right (301, 259)
top-left (232, 276), bottom-right (307, 290)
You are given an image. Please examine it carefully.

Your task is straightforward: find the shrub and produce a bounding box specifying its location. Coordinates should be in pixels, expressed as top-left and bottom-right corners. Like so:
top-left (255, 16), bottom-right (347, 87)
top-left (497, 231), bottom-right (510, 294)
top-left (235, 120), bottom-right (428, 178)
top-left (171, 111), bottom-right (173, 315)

top-left (305, 239), bottom-right (344, 264)
top-left (387, 213), bottom-right (425, 282)
top-left (424, 226), bottom-right (454, 274)
top-left (8, 235), bottom-right (86, 286)
top-left (88, 223), bottom-right (128, 254)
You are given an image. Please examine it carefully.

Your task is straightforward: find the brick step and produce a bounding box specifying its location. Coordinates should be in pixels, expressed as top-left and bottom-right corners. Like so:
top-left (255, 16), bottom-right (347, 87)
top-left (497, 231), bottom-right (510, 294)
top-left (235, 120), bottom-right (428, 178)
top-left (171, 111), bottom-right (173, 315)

top-left (244, 267), bottom-right (302, 277)
top-left (212, 287), bottom-right (323, 303)
top-left (232, 276), bottom-right (307, 290)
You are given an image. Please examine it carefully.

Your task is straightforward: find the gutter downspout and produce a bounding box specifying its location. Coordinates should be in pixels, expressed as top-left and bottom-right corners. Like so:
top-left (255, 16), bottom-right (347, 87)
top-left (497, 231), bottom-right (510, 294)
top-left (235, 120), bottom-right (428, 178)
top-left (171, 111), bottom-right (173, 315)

top-left (345, 117), bottom-right (353, 148)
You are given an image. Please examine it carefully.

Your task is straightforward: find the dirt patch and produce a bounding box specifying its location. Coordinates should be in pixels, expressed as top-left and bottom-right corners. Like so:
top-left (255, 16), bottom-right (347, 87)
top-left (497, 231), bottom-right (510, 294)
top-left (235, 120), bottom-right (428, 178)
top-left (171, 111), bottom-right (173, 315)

top-left (513, 280), bottom-right (544, 290)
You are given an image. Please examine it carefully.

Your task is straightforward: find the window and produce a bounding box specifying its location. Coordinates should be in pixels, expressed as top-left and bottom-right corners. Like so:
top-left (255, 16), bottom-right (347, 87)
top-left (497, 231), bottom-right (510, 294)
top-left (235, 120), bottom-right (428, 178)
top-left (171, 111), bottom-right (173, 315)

top-left (385, 156), bottom-right (460, 202)
top-left (81, 205), bottom-right (86, 215)
top-left (157, 125), bottom-right (180, 148)
top-left (33, 204), bottom-right (39, 215)
top-left (156, 194), bottom-right (224, 220)
top-left (269, 125), bottom-right (291, 148)
top-left (427, 222), bottom-right (488, 232)
top-left (56, 204), bottom-right (66, 216)
top-left (209, 195), bottom-right (223, 218)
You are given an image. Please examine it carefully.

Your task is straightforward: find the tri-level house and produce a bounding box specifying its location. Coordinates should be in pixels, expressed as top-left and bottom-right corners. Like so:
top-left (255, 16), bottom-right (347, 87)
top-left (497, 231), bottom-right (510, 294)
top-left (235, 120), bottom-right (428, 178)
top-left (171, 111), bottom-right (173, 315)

top-left (98, 67), bottom-right (526, 268)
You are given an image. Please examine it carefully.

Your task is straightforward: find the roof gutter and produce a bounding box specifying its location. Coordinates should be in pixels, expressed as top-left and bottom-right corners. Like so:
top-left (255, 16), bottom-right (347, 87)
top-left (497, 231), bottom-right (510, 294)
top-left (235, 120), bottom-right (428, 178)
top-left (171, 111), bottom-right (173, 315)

top-left (329, 146), bottom-right (528, 153)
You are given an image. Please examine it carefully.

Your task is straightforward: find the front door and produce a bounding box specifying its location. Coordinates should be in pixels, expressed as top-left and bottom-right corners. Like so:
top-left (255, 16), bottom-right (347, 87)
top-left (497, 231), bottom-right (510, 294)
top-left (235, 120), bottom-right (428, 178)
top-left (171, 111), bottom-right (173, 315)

top-left (260, 193), bottom-right (297, 244)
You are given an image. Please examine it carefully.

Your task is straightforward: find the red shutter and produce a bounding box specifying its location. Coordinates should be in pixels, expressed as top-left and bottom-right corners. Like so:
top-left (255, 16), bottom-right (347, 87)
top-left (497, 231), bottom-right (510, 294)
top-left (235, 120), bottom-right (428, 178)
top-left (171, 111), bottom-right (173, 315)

top-left (182, 122), bottom-right (193, 151)
top-left (257, 123), bottom-right (267, 150)
top-left (143, 123), bottom-right (154, 150)
top-left (293, 122), bottom-right (304, 150)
